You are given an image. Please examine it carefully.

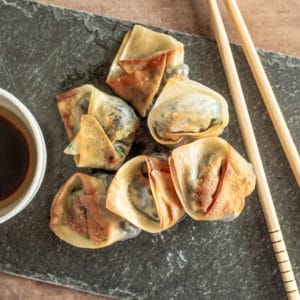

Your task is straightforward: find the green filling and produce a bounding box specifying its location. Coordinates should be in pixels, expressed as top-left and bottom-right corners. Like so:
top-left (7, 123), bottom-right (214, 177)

top-left (154, 97), bottom-right (222, 138)
top-left (128, 163), bottom-right (159, 222)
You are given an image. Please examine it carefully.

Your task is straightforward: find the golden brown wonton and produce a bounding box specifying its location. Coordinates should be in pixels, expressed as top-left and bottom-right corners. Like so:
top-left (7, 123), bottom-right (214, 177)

top-left (169, 138), bottom-right (256, 221)
top-left (106, 155), bottom-right (185, 233)
top-left (147, 75), bottom-right (229, 147)
top-left (49, 172), bottom-right (140, 248)
top-left (106, 25), bottom-right (184, 117)
top-left (56, 84), bottom-right (139, 170)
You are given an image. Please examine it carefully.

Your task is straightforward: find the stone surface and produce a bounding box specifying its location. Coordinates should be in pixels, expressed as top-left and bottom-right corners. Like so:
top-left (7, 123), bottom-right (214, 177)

top-left (0, 0), bottom-right (299, 299)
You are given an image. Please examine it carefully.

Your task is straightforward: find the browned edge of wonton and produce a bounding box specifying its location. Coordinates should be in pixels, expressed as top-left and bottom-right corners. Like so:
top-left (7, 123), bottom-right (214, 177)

top-left (56, 87), bottom-right (83, 141)
top-left (106, 155), bottom-right (185, 233)
top-left (169, 138), bottom-right (256, 221)
top-left (147, 74), bottom-right (229, 147)
top-left (50, 172), bottom-right (140, 248)
top-left (107, 53), bottom-right (167, 117)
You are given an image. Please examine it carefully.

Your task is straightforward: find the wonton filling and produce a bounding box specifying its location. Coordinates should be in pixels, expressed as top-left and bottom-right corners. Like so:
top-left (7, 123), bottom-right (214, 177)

top-left (153, 95), bottom-right (222, 140)
top-left (128, 162), bottom-right (160, 222)
top-left (66, 189), bottom-right (88, 237)
top-left (65, 188), bottom-right (107, 242)
top-left (192, 153), bottom-right (227, 213)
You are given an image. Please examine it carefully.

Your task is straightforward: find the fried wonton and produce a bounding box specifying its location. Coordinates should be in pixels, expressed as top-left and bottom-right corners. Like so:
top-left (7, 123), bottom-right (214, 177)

top-left (49, 172), bottom-right (140, 248)
top-left (148, 75), bottom-right (229, 146)
top-left (56, 84), bottom-right (139, 170)
top-left (169, 138), bottom-right (256, 221)
top-left (106, 155), bottom-right (185, 233)
top-left (106, 25), bottom-right (185, 117)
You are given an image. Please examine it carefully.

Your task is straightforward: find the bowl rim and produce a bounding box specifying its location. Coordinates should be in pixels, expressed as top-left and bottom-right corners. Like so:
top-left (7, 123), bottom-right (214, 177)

top-left (0, 88), bottom-right (47, 224)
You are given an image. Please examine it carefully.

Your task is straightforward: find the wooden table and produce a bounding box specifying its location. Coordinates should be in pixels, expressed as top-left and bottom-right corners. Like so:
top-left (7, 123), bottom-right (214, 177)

top-left (1, 1), bottom-right (299, 299)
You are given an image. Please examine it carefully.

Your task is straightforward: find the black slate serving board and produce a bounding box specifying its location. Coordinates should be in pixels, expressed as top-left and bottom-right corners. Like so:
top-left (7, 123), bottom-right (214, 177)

top-left (0, 1), bottom-right (299, 299)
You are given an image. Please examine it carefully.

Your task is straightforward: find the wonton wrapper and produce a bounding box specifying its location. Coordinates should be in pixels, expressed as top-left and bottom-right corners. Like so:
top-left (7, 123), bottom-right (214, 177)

top-left (56, 84), bottom-right (139, 170)
top-left (169, 137), bottom-right (256, 221)
top-left (106, 25), bottom-right (184, 117)
top-left (148, 75), bottom-right (229, 146)
top-left (49, 172), bottom-right (140, 248)
top-left (106, 155), bottom-right (185, 233)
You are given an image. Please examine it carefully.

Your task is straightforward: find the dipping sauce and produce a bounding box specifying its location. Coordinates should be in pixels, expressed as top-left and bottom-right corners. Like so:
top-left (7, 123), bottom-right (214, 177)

top-left (0, 115), bottom-right (29, 200)
top-left (0, 107), bottom-right (36, 208)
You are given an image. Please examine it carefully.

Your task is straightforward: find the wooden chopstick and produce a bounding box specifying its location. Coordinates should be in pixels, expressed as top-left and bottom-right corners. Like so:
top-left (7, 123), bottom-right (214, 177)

top-left (208, 0), bottom-right (299, 299)
top-left (224, 0), bottom-right (300, 187)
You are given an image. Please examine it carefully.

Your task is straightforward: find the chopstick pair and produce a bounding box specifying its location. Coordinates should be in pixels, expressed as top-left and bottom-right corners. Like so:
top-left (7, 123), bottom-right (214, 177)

top-left (208, 0), bottom-right (299, 299)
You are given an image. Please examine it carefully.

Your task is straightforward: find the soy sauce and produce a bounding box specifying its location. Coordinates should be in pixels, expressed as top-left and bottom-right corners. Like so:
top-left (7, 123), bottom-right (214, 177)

top-left (0, 114), bottom-right (29, 201)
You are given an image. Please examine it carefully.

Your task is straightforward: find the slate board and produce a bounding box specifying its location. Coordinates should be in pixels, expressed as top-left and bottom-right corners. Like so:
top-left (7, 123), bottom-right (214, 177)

top-left (0, 1), bottom-right (299, 299)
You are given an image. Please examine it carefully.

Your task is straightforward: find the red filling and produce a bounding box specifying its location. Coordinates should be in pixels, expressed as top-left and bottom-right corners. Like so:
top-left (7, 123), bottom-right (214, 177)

top-left (205, 158), bottom-right (228, 214)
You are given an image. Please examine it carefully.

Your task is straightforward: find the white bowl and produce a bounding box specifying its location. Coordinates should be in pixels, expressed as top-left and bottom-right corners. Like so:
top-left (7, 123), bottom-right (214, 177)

top-left (0, 88), bottom-right (47, 223)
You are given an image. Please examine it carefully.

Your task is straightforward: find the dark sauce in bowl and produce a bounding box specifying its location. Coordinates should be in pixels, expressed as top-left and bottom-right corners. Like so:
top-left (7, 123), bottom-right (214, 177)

top-left (0, 114), bottom-right (29, 201)
top-left (0, 107), bottom-right (36, 209)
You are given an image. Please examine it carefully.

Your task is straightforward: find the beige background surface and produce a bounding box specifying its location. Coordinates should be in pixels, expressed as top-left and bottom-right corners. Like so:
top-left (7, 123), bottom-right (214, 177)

top-left (1, 0), bottom-right (299, 299)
